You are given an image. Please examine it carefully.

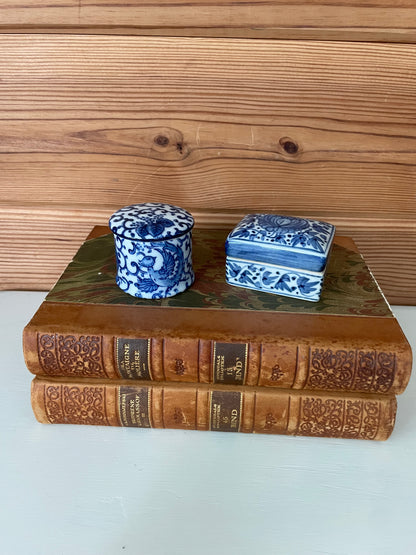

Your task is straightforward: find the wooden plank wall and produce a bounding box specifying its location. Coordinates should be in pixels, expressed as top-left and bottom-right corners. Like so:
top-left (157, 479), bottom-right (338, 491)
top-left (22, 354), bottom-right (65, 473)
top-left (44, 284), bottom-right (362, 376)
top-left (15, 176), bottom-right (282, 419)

top-left (0, 5), bottom-right (415, 304)
top-left (2, 0), bottom-right (416, 42)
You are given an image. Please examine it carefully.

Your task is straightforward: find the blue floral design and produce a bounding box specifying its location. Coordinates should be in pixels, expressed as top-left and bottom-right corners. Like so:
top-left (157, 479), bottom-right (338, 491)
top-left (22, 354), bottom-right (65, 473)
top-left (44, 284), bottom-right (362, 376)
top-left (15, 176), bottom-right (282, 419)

top-left (136, 218), bottom-right (174, 239)
top-left (297, 276), bottom-right (320, 295)
top-left (134, 278), bottom-right (159, 294)
top-left (113, 233), bottom-right (194, 299)
top-left (227, 262), bottom-right (241, 279)
top-left (238, 269), bottom-right (257, 287)
top-left (262, 271), bottom-right (277, 286)
top-left (109, 202), bottom-right (195, 298)
top-left (275, 274), bottom-right (292, 292)
top-left (226, 257), bottom-right (324, 302)
top-left (259, 214), bottom-right (310, 233)
top-left (109, 203), bottom-right (194, 241)
top-left (229, 213), bottom-right (335, 255)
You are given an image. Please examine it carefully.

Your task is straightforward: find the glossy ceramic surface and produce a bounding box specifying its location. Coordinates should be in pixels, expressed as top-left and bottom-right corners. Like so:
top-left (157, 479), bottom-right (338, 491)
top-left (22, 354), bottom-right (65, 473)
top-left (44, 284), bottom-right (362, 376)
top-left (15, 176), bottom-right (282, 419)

top-left (109, 203), bottom-right (194, 299)
top-left (109, 202), bottom-right (194, 241)
top-left (225, 214), bottom-right (335, 301)
top-left (226, 214), bottom-right (335, 272)
top-left (225, 258), bottom-right (324, 302)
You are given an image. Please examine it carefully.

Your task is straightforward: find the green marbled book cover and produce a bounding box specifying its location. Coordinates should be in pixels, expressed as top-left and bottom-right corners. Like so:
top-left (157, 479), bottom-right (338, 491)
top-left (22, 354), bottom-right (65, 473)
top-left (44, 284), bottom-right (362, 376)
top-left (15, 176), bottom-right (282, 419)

top-left (46, 228), bottom-right (392, 318)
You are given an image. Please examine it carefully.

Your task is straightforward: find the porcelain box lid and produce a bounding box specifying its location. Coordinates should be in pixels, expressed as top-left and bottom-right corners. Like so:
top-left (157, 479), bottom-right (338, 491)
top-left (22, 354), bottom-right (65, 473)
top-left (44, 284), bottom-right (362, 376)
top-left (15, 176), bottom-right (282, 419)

top-left (226, 214), bottom-right (336, 272)
top-left (109, 202), bottom-right (194, 241)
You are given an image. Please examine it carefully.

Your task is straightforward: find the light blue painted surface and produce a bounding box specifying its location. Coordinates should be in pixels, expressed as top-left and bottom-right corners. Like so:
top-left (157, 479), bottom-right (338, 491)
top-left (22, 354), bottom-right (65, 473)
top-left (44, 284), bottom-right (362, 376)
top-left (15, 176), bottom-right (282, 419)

top-left (1, 291), bottom-right (415, 555)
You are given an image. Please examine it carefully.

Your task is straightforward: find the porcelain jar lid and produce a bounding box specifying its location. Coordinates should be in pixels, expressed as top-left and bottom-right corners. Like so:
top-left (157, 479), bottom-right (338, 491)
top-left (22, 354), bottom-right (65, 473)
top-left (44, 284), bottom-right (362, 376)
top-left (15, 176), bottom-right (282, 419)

top-left (226, 213), bottom-right (335, 273)
top-left (109, 202), bottom-right (194, 241)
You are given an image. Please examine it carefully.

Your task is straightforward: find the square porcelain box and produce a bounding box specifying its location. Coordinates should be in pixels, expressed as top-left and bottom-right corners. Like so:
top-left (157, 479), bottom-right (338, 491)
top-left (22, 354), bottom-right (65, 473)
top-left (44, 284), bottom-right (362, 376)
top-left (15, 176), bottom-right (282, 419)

top-left (225, 214), bottom-right (336, 302)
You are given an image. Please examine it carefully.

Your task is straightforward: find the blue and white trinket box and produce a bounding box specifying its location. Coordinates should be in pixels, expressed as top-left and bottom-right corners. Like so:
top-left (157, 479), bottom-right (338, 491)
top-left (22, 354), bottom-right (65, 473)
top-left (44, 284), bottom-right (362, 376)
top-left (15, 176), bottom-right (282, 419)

top-left (109, 202), bottom-right (195, 299)
top-left (225, 214), bottom-right (336, 302)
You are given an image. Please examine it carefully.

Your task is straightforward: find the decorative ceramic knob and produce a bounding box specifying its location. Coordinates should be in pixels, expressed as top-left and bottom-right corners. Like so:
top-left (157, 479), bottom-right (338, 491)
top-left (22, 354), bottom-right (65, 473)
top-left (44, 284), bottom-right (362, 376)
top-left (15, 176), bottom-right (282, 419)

top-left (109, 203), bottom-right (195, 299)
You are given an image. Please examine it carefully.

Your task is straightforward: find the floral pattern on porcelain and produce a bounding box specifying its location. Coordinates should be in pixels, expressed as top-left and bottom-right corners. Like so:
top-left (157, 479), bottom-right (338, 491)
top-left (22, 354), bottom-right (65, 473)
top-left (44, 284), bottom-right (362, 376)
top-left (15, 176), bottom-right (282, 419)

top-left (109, 202), bottom-right (194, 241)
top-left (225, 213), bottom-right (335, 301)
top-left (228, 214), bottom-right (335, 255)
top-left (109, 203), bottom-right (194, 299)
top-left (226, 258), bottom-right (323, 302)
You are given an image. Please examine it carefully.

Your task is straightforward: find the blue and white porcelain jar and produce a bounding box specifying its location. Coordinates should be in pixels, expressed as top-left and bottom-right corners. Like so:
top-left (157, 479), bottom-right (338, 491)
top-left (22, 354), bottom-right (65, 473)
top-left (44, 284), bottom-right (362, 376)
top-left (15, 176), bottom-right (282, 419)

top-left (109, 203), bottom-right (195, 299)
top-left (225, 213), bottom-right (336, 302)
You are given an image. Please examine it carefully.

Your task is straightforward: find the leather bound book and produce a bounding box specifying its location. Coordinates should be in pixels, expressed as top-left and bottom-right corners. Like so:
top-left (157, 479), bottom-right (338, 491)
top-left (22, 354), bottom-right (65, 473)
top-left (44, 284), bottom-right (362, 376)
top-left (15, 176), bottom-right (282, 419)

top-left (31, 376), bottom-right (397, 441)
top-left (23, 226), bottom-right (412, 395)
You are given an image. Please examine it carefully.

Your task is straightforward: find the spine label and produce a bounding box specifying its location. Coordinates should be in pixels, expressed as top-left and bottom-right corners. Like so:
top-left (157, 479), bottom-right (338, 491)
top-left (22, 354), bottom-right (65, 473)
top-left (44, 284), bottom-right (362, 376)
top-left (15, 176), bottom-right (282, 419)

top-left (118, 386), bottom-right (151, 428)
top-left (212, 342), bottom-right (248, 384)
top-left (115, 338), bottom-right (152, 380)
top-left (210, 391), bottom-right (242, 432)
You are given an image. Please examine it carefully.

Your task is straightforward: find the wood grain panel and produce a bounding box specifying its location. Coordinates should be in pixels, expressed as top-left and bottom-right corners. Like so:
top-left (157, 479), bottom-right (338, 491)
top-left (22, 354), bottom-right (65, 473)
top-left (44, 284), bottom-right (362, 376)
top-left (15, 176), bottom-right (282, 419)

top-left (3, 35), bottom-right (416, 125)
top-left (2, 0), bottom-right (416, 42)
top-left (1, 35), bottom-right (415, 302)
top-left (1, 35), bottom-right (416, 217)
top-left (1, 154), bottom-right (416, 219)
top-left (1, 205), bottom-right (415, 305)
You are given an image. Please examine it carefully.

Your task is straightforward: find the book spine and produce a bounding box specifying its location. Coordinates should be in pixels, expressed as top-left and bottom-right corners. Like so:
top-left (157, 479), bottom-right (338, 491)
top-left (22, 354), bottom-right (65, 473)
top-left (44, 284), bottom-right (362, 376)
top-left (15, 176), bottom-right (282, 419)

top-left (23, 327), bottom-right (412, 395)
top-left (31, 377), bottom-right (397, 441)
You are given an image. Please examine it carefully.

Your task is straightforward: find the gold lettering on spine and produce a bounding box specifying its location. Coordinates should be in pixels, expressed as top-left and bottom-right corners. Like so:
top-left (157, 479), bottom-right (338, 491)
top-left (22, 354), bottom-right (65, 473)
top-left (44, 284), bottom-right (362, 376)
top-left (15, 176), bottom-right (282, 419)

top-left (209, 393), bottom-right (220, 430)
top-left (115, 338), bottom-right (152, 380)
top-left (212, 342), bottom-right (218, 381)
top-left (209, 390), bottom-right (242, 432)
top-left (117, 386), bottom-right (151, 427)
top-left (118, 387), bottom-right (128, 426)
top-left (129, 397), bottom-right (136, 425)
top-left (147, 387), bottom-right (153, 428)
top-left (230, 408), bottom-right (239, 430)
top-left (147, 338), bottom-right (153, 380)
top-left (124, 342), bottom-right (131, 377)
top-left (212, 342), bottom-right (248, 384)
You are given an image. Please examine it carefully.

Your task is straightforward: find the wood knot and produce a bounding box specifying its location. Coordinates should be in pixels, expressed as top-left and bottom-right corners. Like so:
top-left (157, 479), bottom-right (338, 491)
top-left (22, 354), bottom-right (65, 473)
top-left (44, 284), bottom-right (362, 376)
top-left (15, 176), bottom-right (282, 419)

top-left (279, 138), bottom-right (299, 155)
top-left (150, 127), bottom-right (188, 160)
top-left (154, 135), bottom-right (169, 147)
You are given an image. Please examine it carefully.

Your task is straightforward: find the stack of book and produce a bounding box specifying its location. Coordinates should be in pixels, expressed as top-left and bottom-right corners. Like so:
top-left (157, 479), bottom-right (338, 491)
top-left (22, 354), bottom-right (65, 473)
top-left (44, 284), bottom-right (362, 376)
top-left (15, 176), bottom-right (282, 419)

top-left (23, 227), bottom-right (412, 440)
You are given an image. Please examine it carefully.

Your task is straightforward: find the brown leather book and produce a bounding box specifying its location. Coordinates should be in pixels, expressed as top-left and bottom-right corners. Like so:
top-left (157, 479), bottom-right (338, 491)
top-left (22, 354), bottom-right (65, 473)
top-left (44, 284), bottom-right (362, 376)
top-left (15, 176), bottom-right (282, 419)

top-left (23, 226), bottom-right (412, 395)
top-left (31, 376), bottom-right (397, 441)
